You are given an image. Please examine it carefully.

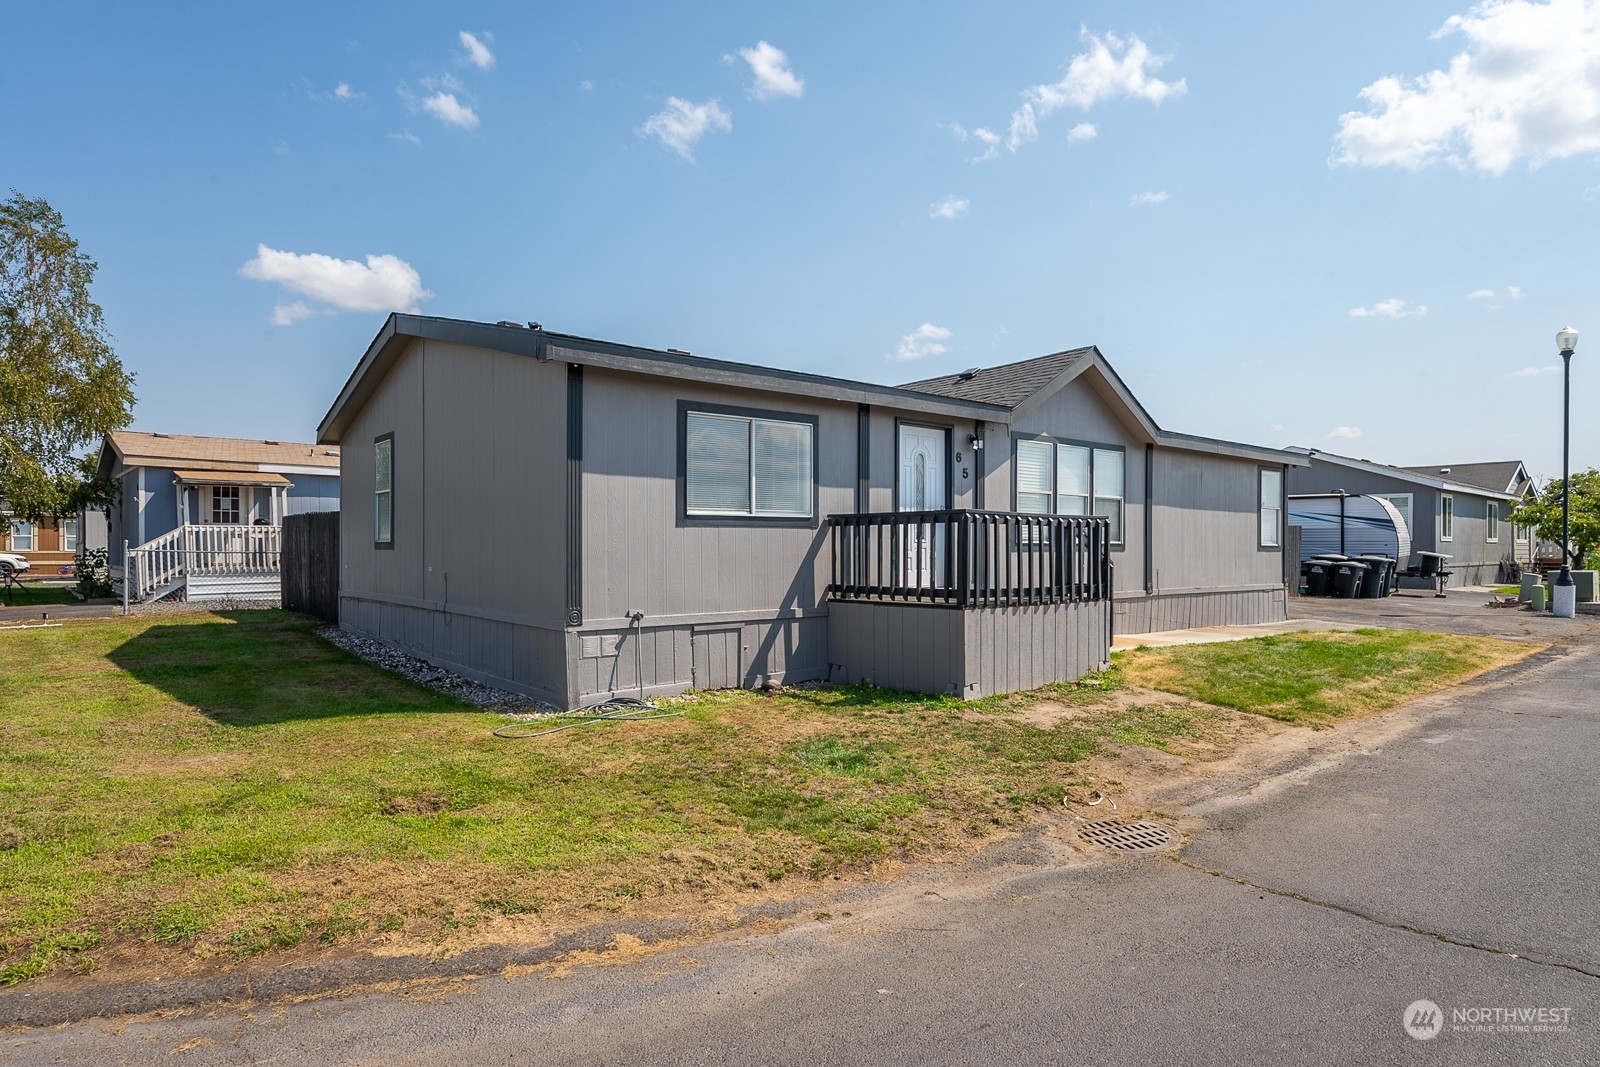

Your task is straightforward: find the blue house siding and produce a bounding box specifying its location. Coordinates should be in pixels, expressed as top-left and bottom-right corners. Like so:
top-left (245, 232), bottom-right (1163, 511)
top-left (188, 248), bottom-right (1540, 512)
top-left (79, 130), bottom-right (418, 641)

top-left (284, 474), bottom-right (340, 516)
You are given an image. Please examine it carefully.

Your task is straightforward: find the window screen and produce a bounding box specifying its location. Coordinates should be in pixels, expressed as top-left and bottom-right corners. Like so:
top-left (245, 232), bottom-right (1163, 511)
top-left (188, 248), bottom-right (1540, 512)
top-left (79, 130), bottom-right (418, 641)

top-left (685, 410), bottom-right (813, 519)
top-left (1015, 440), bottom-right (1053, 514)
top-left (375, 436), bottom-right (393, 544)
top-left (1056, 444), bottom-right (1090, 515)
top-left (1093, 448), bottom-right (1125, 544)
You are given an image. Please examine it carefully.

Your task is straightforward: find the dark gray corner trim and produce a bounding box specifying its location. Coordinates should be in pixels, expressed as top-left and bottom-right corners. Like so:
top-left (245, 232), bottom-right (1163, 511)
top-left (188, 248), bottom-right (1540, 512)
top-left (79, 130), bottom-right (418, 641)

top-left (1143, 443), bottom-right (1154, 593)
top-left (974, 422), bottom-right (987, 510)
top-left (566, 364), bottom-right (583, 628)
top-left (857, 404), bottom-right (870, 513)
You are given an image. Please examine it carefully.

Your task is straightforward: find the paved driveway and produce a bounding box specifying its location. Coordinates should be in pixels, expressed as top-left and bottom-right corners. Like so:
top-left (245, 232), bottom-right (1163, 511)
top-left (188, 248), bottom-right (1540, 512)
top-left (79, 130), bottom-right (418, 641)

top-left (1289, 589), bottom-right (1600, 640)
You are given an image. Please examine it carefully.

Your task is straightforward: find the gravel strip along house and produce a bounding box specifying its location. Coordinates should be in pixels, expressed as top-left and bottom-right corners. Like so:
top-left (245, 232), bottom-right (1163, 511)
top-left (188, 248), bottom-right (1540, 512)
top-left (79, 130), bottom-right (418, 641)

top-left (316, 314), bottom-right (1306, 708)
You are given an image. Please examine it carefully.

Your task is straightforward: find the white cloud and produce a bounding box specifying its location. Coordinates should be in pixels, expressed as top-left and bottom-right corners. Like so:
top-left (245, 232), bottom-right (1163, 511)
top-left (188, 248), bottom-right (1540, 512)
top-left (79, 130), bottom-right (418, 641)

top-left (1333, 0), bottom-right (1600, 174)
top-left (639, 97), bottom-right (732, 160)
top-left (270, 302), bottom-right (318, 326)
top-left (949, 122), bottom-right (1002, 162)
top-left (459, 31), bottom-right (495, 71)
top-left (240, 245), bottom-right (433, 322)
top-left (1507, 285), bottom-right (1523, 298)
top-left (1067, 121), bottom-right (1098, 143)
top-left (1349, 297), bottom-right (1428, 318)
top-left (1468, 288), bottom-right (1498, 298)
top-left (1512, 364), bottom-right (1562, 375)
top-left (1003, 30), bottom-right (1186, 152)
top-left (388, 129), bottom-right (422, 144)
top-left (929, 196), bottom-right (970, 220)
top-left (580, 79), bottom-right (594, 92)
top-left (1129, 190), bottom-right (1169, 205)
top-left (422, 91), bottom-right (478, 129)
top-left (735, 41), bottom-right (803, 100)
top-left (890, 323), bottom-right (952, 362)
top-left (334, 82), bottom-right (358, 101)
top-left (1327, 426), bottom-right (1364, 439)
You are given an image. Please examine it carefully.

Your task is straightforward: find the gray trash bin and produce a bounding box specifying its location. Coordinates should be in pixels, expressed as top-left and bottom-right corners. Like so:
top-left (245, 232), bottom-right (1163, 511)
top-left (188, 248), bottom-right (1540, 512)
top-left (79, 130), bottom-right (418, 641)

top-left (1357, 555), bottom-right (1393, 598)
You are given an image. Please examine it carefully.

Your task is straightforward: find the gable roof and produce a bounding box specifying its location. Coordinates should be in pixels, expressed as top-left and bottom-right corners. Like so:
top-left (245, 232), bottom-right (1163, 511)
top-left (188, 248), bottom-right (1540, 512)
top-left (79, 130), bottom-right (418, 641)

top-left (318, 314), bottom-right (1304, 467)
top-left (103, 431), bottom-right (341, 475)
top-left (1401, 461), bottom-right (1528, 495)
top-left (1287, 449), bottom-right (1524, 500)
top-left (901, 348), bottom-right (1094, 407)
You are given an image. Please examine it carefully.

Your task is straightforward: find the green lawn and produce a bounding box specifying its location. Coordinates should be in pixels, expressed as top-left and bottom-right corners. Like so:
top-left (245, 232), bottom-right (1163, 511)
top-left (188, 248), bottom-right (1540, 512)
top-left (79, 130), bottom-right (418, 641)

top-left (0, 612), bottom-right (1535, 983)
top-left (1, 583), bottom-right (78, 607)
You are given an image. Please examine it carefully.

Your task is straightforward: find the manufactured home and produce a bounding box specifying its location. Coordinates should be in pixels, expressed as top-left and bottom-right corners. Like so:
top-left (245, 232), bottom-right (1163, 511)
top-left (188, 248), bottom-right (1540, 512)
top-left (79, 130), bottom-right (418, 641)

top-left (317, 315), bottom-right (1307, 708)
top-left (98, 431), bottom-right (341, 602)
top-left (1285, 450), bottom-right (1535, 586)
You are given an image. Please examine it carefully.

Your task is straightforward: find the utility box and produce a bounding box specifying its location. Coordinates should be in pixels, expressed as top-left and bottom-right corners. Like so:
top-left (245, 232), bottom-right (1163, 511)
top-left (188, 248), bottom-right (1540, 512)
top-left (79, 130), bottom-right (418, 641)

top-left (1519, 573), bottom-right (1545, 604)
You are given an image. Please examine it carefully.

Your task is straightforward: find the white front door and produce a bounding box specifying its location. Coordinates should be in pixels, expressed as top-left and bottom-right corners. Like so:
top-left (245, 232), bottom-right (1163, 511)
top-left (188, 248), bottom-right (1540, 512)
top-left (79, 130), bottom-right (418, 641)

top-left (898, 425), bottom-right (947, 587)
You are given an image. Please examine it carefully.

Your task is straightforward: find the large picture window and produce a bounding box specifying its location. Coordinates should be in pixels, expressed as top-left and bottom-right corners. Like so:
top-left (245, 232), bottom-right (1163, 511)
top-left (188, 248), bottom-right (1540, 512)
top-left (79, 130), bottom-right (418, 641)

top-left (374, 434), bottom-right (393, 546)
top-left (1260, 468), bottom-right (1283, 548)
top-left (682, 406), bottom-right (815, 522)
top-left (1013, 436), bottom-right (1125, 545)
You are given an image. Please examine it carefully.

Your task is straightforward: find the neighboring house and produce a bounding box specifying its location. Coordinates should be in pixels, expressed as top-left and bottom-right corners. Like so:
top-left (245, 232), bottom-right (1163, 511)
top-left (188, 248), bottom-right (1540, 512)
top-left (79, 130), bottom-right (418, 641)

top-left (97, 431), bottom-right (341, 602)
top-left (316, 314), bottom-right (1305, 708)
top-left (1, 510), bottom-right (104, 576)
top-left (1285, 450), bottom-right (1535, 585)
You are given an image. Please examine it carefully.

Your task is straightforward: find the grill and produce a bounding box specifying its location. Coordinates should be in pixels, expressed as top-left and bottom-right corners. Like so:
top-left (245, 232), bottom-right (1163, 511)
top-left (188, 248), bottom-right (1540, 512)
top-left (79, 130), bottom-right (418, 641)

top-left (1077, 819), bottom-right (1177, 853)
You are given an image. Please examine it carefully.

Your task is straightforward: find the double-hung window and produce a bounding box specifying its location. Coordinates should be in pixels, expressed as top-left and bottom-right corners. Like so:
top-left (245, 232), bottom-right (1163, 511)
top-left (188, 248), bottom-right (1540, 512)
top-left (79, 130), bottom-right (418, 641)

top-left (1487, 502), bottom-right (1499, 543)
top-left (682, 406), bottom-right (815, 522)
top-left (62, 518), bottom-right (78, 552)
top-left (9, 521), bottom-right (35, 551)
top-left (1440, 494), bottom-right (1454, 541)
top-left (1259, 468), bottom-right (1283, 548)
top-left (374, 434), bottom-right (394, 546)
top-left (1014, 437), bottom-right (1125, 545)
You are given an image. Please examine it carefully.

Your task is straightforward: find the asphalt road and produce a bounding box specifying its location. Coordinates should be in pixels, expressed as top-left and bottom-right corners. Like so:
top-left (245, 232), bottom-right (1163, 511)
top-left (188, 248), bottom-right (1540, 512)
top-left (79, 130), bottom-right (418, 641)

top-left (7, 635), bottom-right (1597, 1066)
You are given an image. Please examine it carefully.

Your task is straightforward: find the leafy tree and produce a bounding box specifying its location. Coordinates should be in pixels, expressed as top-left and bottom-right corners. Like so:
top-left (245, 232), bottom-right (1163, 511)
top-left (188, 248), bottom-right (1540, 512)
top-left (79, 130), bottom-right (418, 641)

top-left (1508, 469), bottom-right (1600, 569)
top-left (1, 191), bottom-right (134, 523)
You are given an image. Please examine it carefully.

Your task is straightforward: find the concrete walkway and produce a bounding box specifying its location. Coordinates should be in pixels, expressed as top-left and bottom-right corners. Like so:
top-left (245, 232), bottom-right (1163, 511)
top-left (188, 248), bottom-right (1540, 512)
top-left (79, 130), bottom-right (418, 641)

top-left (1111, 618), bottom-right (1346, 651)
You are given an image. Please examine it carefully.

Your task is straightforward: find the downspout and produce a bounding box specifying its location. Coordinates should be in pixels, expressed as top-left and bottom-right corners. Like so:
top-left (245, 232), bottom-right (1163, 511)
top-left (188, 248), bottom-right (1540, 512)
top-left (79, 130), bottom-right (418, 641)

top-left (1339, 491), bottom-right (1347, 556)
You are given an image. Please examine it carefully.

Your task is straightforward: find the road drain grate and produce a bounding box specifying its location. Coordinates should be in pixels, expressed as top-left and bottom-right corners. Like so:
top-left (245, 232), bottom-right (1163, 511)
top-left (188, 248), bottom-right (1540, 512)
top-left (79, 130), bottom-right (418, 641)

top-left (1077, 819), bottom-right (1177, 853)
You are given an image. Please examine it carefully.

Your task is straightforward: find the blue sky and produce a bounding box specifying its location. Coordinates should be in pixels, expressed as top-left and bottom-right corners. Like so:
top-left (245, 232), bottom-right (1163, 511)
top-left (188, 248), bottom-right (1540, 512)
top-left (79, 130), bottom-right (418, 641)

top-left (7, 0), bottom-right (1599, 480)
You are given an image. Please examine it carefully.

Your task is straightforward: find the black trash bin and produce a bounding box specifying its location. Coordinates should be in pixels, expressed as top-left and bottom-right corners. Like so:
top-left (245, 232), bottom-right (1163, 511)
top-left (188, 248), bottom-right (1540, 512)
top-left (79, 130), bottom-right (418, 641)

top-left (1303, 558), bottom-right (1334, 597)
top-left (1312, 553), bottom-right (1349, 562)
top-left (1415, 552), bottom-right (1450, 578)
top-left (1329, 559), bottom-right (1369, 598)
top-left (1358, 555), bottom-right (1394, 598)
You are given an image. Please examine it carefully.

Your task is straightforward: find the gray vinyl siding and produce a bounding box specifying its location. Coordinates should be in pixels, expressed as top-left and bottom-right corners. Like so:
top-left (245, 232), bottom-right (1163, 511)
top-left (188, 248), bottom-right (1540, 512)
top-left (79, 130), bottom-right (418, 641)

top-left (1148, 451), bottom-right (1281, 592)
top-left (827, 600), bottom-right (1110, 698)
top-left (338, 338), bottom-right (571, 703)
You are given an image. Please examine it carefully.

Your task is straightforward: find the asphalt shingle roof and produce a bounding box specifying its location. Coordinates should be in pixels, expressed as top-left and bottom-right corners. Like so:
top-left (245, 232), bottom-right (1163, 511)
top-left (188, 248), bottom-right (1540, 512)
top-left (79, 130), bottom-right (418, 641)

top-left (108, 431), bottom-right (341, 471)
top-left (1401, 460), bottom-right (1526, 494)
top-left (898, 347), bottom-right (1095, 408)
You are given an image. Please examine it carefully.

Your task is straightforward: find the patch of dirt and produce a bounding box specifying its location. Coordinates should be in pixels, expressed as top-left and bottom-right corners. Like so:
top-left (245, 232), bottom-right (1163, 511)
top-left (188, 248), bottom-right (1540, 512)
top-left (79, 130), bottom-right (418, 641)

top-left (379, 793), bottom-right (451, 816)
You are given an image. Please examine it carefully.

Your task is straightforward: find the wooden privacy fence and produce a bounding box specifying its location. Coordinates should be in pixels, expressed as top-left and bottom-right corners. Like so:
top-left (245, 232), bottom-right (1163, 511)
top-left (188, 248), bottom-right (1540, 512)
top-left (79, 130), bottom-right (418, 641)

top-left (282, 512), bottom-right (340, 622)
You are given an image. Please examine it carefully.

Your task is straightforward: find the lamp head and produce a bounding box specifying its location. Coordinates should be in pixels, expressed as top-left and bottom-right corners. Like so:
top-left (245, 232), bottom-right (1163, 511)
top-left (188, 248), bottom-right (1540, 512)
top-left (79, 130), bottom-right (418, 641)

top-left (1556, 326), bottom-right (1578, 355)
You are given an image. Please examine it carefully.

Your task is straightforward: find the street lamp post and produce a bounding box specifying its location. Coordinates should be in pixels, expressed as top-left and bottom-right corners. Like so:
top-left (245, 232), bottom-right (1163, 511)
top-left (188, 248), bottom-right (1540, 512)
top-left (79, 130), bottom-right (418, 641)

top-left (1553, 326), bottom-right (1578, 619)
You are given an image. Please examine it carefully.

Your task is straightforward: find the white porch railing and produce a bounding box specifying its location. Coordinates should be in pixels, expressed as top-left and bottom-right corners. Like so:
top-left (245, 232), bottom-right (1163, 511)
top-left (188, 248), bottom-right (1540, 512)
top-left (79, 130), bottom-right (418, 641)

top-left (129, 524), bottom-right (282, 602)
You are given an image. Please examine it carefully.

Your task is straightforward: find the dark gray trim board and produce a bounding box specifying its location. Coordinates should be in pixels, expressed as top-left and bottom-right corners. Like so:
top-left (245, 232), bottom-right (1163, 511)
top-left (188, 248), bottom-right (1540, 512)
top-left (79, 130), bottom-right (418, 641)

top-left (566, 364), bottom-right (583, 628)
top-left (318, 314), bottom-right (1008, 443)
top-left (857, 404), bottom-right (870, 513)
top-left (1143, 443), bottom-right (1153, 593)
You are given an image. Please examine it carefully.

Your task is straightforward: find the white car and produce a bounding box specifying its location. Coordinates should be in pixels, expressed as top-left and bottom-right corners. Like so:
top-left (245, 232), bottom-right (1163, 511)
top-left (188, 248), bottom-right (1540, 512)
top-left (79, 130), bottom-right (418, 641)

top-left (0, 552), bottom-right (31, 578)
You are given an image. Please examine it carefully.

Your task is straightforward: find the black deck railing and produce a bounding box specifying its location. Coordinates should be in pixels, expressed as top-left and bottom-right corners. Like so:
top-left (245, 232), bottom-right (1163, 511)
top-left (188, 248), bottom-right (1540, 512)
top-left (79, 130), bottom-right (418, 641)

top-left (827, 510), bottom-right (1114, 607)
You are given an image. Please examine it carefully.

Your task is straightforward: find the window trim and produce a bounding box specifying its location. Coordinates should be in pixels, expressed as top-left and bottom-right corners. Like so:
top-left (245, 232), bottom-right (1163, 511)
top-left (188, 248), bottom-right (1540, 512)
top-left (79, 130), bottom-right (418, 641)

top-left (62, 517), bottom-right (78, 553)
top-left (1440, 493), bottom-right (1454, 542)
top-left (1487, 501), bottom-right (1499, 543)
top-left (676, 401), bottom-right (820, 529)
top-left (9, 520), bottom-right (36, 552)
top-left (374, 432), bottom-right (394, 549)
top-left (1010, 432), bottom-right (1127, 548)
top-left (1258, 466), bottom-right (1284, 551)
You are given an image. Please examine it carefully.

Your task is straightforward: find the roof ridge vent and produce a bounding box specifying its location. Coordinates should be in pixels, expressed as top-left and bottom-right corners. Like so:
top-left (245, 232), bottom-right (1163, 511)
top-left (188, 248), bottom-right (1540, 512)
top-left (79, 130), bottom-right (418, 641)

top-left (152, 432), bottom-right (170, 438)
top-left (956, 367), bottom-right (981, 382)
top-left (496, 320), bottom-right (525, 328)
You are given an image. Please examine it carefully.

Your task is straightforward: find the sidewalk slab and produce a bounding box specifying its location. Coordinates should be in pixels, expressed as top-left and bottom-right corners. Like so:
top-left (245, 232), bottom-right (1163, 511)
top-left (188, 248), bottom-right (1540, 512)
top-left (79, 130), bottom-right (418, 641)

top-left (1112, 619), bottom-right (1347, 651)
